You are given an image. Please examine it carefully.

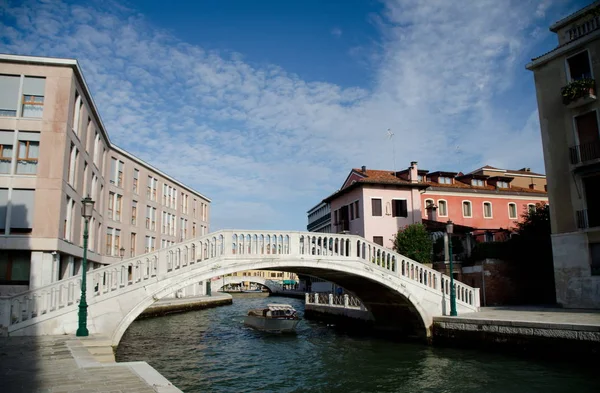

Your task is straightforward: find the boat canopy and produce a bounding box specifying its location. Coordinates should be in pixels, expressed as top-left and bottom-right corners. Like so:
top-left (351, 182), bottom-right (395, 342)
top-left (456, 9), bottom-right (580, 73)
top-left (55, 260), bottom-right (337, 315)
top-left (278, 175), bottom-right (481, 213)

top-left (266, 304), bottom-right (295, 311)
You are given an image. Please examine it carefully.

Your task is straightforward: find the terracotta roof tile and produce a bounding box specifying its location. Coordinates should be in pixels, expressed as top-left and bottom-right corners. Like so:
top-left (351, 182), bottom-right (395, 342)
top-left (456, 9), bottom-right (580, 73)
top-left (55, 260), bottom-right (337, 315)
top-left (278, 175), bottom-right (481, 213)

top-left (424, 181), bottom-right (546, 194)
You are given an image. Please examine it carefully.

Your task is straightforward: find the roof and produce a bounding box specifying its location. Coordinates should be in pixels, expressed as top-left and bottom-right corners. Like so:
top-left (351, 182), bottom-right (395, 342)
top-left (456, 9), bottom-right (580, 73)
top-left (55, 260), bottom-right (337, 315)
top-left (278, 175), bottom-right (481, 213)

top-left (428, 171), bottom-right (459, 177)
top-left (423, 180), bottom-right (546, 195)
top-left (550, 1), bottom-right (600, 32)
top-left (0, 53), bottom-right (211, 202)
top-left (323, 168), bottom-right (428, 203)
top-left (469, 165), bottom-right (545, 178)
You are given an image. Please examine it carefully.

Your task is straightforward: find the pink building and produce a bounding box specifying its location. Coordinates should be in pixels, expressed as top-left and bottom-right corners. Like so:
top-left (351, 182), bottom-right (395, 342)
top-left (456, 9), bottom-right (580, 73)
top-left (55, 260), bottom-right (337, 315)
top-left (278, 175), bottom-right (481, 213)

top-left (323, 163), bottom-right (427, 248)
top-left (322, 162), bottom-right (548, 249)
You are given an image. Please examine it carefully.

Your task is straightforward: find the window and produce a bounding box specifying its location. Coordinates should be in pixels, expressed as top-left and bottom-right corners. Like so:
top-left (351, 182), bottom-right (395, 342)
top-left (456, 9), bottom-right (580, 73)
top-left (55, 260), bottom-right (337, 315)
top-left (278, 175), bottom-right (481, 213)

top-left (68, 143), bottom-right (78, 186)
top-left (372, 198), bottom-right (382, 216)
top-left (133, 169), bottom-right (139, 193)
top-left (354, 201), bottom-right (360, 219)
top-left (91, 174), bottom-right (98, 202)
top-left (350, 203), bottom-right (354, 220)
top-left (146, 205), bottom-right (151, 229)
top-left (373, 236), bottom-right (384, 246)
top-left (567, 50), bottom-right (591, 81)
top-left (117, 161), bottom-right (124, 187)
top-left (110, 158), bottom-right (124, 187)
top-left (64, 197), bottom-right (74, 241)
top-left (439, 177), bottom-right (452, 184)
top-left (9, 189), bottom-right (35, 234)
top-left (21, 77), bottom-right (46, 118)
top-left (108, 192), bottom-right (115, 219)
top-left (130, 233), bottom-right (136, 257)
top-left (528, 204), bottom-right (536, 214)
top-left (115, 194), bottom-right (122, 221)
top-left (114, 229), bottom-right (121, 256)
top-left (131, 201), bottom-right (137, 225)
top-left (72, 92), bottom-right (81, 135)
top-left (145, 235), bottom-right (150, 253)
top-left (497, 181), bottom-right (509, 188)
top-left (106, 228), bottom-right (113, 255)
top-left (152, 207), bottom-right (157, 231)
top-left (438, 200), bottom-right (448, 216)
top-left (392, 199), bottom-right (408, 218)
top-left (462, 201), bottom-right (472, 217)
top-left (192, 223), bottom-right (197, 237)
top-left (418, 175), bottom-right (424, 182)
top-left (16, 133), bottom-right (39, 175)
top-left (508, 203), bottom-right (517, 219)
top-left (0, 251), bottom-right (31, 285)
top-left (93, 133), bottom-right (100, 165)
top-left (0, 130), bottom-right (13, 173)
top-left (0, 75), bottom-right (20, 117)
top-left (483, 202), bottom-right (492, 218)
top-left (193, 199), bottom-right (197, 218)
top-left (471, 179), bottom-right (485, 187)
top-left (484, 231), bottom-right (494, 243)
top-left (147, 176), bottom-right (153, 199)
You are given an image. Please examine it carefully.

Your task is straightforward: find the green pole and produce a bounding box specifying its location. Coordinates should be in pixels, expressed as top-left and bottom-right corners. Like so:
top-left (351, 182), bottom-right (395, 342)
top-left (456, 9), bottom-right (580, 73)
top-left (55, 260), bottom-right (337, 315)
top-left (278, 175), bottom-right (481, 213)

top-left (76, 217), bottom-right (89, 337)
top-left (449, 236), bottom-right (457, 316)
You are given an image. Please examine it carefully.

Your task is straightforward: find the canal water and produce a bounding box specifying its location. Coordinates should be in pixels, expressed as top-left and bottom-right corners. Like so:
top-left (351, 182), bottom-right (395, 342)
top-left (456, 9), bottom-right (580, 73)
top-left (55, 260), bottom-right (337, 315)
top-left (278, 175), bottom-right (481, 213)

top-left (116, 295), bottom-right (598, 393)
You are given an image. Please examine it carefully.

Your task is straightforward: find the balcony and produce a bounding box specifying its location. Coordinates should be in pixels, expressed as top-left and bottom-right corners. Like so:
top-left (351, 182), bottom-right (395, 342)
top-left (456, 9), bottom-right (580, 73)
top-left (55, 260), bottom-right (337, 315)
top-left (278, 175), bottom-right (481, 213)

top-left (576, 209), bottom-right (600, 230)
top-left (561, 78), bottom-right (596, 109)
top-left (569, 141), bottom-right (600, 165)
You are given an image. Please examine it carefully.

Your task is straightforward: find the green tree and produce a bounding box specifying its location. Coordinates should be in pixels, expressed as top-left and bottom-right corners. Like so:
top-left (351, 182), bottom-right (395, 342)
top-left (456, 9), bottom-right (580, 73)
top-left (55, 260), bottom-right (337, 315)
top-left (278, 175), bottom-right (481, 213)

top-left (393, 223), bottom-right (433, 264)
top-left (510, 203), bottom-right (555, 304)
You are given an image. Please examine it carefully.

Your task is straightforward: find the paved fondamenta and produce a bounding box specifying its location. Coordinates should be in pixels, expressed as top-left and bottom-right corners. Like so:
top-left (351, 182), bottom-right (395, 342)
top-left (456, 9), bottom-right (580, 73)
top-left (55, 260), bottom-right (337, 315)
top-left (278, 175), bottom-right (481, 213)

top-left (0, 336), bottom-right (182, 393)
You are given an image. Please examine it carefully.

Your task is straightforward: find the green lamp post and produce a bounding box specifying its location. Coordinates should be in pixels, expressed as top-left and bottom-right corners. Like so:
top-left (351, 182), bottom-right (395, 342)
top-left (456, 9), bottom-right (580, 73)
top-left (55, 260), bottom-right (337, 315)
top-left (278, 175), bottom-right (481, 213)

top-left (446, 220), bottom-right (458, 317)
top-left (76, 196), bottom-right (95, 337)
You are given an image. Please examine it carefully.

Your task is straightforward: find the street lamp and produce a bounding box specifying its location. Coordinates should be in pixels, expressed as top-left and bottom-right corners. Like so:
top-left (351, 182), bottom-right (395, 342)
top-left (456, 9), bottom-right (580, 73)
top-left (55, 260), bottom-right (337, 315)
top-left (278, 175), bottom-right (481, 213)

top-left (446, 220), bottom-right (457, 316)
top-left (76, 196), bottom-right (95, 337)
top-left (120, 246), bottom-right (125, 260)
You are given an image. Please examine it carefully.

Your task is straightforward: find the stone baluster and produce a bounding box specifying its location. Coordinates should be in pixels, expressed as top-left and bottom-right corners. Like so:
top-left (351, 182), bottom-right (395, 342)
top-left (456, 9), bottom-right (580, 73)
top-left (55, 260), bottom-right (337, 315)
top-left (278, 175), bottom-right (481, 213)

top-left (328, 293), bottom-right (333, 305)
top-left (343, 294), bottom-right (349, 308)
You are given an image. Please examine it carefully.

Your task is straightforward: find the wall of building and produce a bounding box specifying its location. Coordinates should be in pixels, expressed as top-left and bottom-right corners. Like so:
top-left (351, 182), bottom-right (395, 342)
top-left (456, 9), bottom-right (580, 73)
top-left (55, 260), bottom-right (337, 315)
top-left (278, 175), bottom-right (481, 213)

top-left (0, 57), bottom-right (211, 295)
top-left (329, 187), bottom-right (365, 237)
top-left (361, 186), bottom-right (420, 249)
top-left (421, 191), bottom-right (548, 230)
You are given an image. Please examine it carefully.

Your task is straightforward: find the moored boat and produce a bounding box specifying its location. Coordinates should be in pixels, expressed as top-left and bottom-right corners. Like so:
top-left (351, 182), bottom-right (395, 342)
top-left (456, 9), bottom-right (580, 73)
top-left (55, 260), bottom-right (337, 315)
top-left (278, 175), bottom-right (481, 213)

top-left (244, 304), bottom-right (301, 332)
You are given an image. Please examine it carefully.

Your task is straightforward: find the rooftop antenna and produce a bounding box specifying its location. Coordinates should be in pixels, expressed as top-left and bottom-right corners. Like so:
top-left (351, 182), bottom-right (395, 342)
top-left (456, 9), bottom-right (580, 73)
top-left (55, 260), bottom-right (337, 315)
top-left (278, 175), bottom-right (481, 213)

top-left (387, 128), bottom-right (396, 173)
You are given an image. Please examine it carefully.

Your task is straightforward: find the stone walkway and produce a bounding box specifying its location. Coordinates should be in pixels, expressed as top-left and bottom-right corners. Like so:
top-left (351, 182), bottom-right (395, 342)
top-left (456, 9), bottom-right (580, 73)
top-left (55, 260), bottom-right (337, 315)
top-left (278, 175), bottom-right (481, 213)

top-left (454, 306), bottom-right (600, 327)
top-left (0, 335), bottom-right (182, 393)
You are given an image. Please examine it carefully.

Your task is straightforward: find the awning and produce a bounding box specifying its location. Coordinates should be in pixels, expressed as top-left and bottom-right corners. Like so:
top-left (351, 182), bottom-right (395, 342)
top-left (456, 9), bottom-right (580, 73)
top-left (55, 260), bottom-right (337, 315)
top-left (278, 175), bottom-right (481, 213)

top-left (283, 280), bottom-right (297, 285)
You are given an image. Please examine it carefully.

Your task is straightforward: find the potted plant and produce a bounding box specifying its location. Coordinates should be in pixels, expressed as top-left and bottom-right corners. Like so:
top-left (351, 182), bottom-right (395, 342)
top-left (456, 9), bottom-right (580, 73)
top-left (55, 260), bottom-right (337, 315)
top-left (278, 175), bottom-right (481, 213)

top-left (561, 78), bottom-right (596, 105)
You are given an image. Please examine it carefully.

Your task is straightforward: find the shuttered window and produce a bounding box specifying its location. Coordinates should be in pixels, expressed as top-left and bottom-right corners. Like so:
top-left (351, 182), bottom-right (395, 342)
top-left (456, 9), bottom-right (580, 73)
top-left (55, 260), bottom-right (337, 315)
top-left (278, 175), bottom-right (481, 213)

top-left (371, 198), bottom-right (382, 216)
top-left (392, 199), bottom-right (408, 217)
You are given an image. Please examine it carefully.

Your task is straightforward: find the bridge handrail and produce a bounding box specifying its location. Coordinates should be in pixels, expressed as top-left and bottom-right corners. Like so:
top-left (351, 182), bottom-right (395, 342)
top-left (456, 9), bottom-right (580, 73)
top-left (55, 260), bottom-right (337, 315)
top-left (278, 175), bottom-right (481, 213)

top-left (1, 230), bottom-right (479, 327)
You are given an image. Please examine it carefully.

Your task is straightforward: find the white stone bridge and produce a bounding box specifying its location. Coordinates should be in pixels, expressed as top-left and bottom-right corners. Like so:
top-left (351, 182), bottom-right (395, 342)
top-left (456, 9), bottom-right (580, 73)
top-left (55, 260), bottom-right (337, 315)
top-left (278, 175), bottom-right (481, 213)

top-left (0, 230), bottom-right (479, 345)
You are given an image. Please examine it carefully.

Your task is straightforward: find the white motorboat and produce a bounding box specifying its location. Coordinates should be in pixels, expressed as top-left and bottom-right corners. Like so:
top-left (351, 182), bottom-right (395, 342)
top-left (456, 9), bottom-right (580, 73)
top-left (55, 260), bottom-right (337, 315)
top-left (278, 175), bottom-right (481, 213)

top-left (244, 304), bottom-right (301, 332)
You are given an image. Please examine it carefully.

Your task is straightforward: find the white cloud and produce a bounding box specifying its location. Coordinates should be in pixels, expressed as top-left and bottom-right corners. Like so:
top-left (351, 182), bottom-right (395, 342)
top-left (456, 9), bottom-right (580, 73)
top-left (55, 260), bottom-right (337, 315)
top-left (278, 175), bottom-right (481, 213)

top-left (0, 0), bottom-right (557, 230)
top-left (331, 27), bottom-right (343, 38)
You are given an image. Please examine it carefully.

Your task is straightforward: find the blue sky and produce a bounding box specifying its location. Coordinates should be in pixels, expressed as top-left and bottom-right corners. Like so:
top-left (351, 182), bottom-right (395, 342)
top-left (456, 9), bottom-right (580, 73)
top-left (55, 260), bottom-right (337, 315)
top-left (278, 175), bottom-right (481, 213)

top-left (0, 0), bottom-right (592, 231)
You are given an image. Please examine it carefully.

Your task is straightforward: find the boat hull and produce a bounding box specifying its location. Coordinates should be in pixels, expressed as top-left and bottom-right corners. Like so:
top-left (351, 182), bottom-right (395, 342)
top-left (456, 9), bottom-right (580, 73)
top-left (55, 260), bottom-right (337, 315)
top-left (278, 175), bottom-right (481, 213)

top-left (243, 315), bottom-right (300, 332)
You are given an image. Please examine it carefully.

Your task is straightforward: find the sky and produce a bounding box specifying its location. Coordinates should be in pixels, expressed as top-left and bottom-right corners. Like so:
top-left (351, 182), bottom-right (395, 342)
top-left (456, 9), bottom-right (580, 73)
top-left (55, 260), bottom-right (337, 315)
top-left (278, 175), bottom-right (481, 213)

top-left (0, 0), bottom-right (592, 231)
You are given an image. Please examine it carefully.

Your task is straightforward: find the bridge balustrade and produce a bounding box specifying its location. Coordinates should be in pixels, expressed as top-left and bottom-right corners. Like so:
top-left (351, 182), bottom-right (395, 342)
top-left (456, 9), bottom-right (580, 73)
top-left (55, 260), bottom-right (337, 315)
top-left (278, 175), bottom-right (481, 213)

top-left (1, 230), bottom-right (480, 330)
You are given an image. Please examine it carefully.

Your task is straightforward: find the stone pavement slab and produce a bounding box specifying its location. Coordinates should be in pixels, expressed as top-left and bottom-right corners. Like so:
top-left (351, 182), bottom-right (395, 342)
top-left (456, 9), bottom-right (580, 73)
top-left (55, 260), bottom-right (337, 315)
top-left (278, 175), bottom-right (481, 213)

top-left (454, 306), bottom-right (600, 327)
top-left (0, 335), bottom-right (182, 393)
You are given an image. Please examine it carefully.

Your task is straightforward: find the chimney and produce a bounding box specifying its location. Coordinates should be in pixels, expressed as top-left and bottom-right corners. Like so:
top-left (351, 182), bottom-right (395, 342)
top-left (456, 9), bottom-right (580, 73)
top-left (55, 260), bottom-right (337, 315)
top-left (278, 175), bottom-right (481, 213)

top-left (409, 161), bottom-right (418, 183)
top-left (519, 167), bottom-right (531, 172)
top-left (361, 165), bottom-right (367, 173)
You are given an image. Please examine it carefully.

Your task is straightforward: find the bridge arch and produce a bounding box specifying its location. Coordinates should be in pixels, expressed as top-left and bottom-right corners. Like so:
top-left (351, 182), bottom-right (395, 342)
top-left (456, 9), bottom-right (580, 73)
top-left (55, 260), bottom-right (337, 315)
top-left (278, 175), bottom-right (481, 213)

top-left (213, 276), bottom-right (282, 293)
top-left (110, 258), bottom-right (433, 346)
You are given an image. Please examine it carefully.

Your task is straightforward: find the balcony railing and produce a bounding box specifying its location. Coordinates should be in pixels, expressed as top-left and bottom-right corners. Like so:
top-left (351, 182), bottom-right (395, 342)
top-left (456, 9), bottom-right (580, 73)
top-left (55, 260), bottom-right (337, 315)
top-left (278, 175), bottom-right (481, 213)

top-left (569, 141), bottom-right (600, 165)
top-left (577, 209), bottom-right (589, 229)
top-left (577, 209), bottom-right (600, 229)
top-left (567, 15), bottom-right (600, 41)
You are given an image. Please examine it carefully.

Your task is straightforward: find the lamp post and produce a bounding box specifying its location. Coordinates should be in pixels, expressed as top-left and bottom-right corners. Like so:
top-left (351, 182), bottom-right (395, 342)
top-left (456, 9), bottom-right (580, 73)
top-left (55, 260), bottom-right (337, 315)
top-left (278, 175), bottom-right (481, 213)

top-left (446, 220), bottom-right (457, 316)
top-left (76, 196), bottom-right (95, 337)
top-left (120, 246), bottom-right (125, 260)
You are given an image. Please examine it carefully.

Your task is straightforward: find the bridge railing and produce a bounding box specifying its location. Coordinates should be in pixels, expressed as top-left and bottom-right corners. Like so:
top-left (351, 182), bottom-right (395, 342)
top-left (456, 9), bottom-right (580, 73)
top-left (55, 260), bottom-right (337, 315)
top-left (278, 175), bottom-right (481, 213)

top-left (1, 230), bottom-right (479, 329)
top-left (305, 292), bottom-right (364, 310)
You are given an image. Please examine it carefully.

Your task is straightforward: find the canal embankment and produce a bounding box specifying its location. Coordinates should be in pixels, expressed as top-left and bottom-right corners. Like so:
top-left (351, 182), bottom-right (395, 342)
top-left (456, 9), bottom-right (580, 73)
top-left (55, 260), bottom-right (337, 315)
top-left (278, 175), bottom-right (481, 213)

top-left (0, 335), bottom-right (183, 393)
top-left (432, 306), bottom-right (600, 356)
top-left (138, 293), bottom-right (232, 319)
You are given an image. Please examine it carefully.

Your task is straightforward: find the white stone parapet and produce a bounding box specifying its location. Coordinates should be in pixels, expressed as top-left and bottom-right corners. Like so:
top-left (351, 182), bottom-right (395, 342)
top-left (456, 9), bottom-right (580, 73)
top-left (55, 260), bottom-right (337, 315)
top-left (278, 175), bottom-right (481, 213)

top-left (0, 230), bottom-right (480, 343)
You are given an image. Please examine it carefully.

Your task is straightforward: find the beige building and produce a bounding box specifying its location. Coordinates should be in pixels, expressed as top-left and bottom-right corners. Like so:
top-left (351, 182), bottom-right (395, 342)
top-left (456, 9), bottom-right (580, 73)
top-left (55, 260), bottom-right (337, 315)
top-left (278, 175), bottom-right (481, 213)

top-left (527, 2), bottom-right (600, 308)
top-left (0, 54), bottom-right (210, 296)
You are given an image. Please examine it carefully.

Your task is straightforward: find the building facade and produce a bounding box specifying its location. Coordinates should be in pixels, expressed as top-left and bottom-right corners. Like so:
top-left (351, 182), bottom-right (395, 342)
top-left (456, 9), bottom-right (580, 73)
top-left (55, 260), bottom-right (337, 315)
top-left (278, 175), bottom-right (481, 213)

top-left (306, 201), bottom-right (331, 233)
top-left (527, 1), bottom-right (600, 308)
top-left (0, 54), bottom-right (210, 296)
top-left (323, 162), bottom-right (548, 249)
